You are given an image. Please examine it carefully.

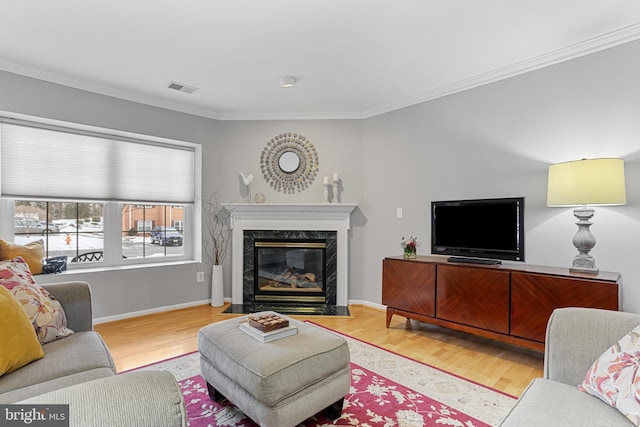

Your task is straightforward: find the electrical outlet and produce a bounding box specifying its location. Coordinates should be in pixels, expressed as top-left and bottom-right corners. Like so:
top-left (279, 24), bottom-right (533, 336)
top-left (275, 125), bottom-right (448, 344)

top-left (396, 207), bottom-right (403, 219)
top-left (196, 271), bottom-right (205, 282)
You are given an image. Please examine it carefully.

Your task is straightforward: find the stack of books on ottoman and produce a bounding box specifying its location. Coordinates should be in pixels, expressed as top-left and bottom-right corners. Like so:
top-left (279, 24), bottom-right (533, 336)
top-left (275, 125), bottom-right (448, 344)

top-left (239, 312), bottom-right (298, 342)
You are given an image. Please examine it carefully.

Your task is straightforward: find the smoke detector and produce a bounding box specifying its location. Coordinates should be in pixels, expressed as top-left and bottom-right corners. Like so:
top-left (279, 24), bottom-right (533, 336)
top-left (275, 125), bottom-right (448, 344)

top-left (167, 81), bottom-right (198, 94)
top-left (278, 76), bottom-right (296, 88)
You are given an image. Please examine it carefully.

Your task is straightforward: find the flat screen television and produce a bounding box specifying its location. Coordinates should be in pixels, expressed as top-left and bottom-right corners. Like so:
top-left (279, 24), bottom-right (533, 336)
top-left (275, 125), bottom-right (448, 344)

top-left (431, 197), bottom-right (525, 263)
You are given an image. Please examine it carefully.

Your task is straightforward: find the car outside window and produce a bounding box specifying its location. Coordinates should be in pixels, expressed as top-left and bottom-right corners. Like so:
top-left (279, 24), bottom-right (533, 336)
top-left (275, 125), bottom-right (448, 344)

top-left (150, 226), bottom-right (184, 246)
top-left (12, 201), bottom-right (188, 265)
top-left (14, 201), bottom-right (104, 263)
top-left (121, 204), bottom-right (186, 259)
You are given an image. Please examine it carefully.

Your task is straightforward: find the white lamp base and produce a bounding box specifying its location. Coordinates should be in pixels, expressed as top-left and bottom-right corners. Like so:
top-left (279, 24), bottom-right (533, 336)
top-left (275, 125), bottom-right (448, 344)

top-left (570, 208), bottom-right (598, 274)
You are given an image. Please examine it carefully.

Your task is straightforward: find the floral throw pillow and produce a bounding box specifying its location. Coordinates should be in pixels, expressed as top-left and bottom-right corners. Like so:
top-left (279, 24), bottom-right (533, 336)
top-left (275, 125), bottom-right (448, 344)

top-left (0, 257), bottom-right (74, 344)
top-left (578, 324), bottom-right (640, 425)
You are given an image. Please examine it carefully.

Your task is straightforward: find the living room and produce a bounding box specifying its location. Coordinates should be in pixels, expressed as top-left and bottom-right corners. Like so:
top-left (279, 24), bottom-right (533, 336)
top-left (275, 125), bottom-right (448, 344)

top-left (4, 38), bottom-right (639, 322)
top-left (2, 2), bottom-right (640, 426)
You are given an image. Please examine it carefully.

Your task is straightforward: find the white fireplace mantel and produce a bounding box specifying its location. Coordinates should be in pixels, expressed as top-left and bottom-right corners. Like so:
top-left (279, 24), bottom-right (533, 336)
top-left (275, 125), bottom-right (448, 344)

top-left (222, 203), bottom-right (357, 305)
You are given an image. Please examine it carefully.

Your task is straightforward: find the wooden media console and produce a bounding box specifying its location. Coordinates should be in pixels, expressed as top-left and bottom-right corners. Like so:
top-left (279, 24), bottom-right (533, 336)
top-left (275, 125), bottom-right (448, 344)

top-left (382, 256), bottom-right (620, 351)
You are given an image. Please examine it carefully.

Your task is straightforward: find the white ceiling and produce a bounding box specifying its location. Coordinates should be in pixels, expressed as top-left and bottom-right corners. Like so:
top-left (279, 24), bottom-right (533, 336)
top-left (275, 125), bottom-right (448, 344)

top-left (2, 1), bottom-right (640, 120)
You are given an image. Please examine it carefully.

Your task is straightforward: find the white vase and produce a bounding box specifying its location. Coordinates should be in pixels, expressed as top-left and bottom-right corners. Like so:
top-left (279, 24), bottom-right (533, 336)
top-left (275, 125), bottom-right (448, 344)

top-left (211, 265), bottom-right (224, 307)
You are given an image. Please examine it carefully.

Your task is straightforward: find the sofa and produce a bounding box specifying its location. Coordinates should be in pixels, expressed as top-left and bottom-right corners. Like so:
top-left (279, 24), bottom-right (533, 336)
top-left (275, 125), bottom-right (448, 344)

top-left (0, 281), bottom-right (187, 426)
top-left (500, 307), bottom-right (640, 426)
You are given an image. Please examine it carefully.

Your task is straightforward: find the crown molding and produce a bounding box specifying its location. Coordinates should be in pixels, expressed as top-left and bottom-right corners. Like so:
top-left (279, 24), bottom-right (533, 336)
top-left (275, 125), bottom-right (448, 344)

top-left (2, 23), bottom-right (640, 122)
top-left (0, 61), bottom-right (222, 120)
top-left (361, 23), bottom-right (640, 119)
top-left (217, 111), bottom-right (364, 121)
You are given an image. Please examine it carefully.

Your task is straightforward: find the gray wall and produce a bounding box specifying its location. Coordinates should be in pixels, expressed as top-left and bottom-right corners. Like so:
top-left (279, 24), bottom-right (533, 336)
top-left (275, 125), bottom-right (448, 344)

top-left (214, 120), bottom-right (363, 205)
top-left (0, 70), bottom-right (220, 319)
top-left (213, 120), bottom-right (366, 300)
top-left (2, 37), bottom-right (640, 318)
top-left (362, 40), bottom-right (640, 312)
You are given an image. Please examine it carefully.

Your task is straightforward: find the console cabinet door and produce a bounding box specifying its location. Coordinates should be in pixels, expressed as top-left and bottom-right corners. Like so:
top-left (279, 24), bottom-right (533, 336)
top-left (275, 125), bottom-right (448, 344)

top-left (436, 265), bottom-right (510, 333)
top-left (511, 272), bottom-right (619, 342)
top-left (382, 259), bottom-right (436, 317)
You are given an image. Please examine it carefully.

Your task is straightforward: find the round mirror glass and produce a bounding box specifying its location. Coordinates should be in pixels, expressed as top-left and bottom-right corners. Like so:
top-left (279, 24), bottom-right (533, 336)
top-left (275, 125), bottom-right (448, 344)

top-left (261, 133), bottom-right (319, 193)
top-left (278, 151), bottom-right (300, 173)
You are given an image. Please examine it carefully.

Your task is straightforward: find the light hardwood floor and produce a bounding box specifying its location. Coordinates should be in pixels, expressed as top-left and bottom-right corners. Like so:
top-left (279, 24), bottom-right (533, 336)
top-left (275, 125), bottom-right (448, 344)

top-left (94, 304), bottom-right (543, 397)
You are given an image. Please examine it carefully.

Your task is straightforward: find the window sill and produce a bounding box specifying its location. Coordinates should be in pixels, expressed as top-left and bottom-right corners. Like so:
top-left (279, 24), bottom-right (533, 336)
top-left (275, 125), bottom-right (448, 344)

top-left (38, 259), bottom-right (200, 277)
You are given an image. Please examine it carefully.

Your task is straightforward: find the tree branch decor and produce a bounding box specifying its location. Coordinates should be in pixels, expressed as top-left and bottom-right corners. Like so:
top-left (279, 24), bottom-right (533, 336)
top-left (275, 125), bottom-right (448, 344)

top-left (202, 192), bottom-right (231, 266)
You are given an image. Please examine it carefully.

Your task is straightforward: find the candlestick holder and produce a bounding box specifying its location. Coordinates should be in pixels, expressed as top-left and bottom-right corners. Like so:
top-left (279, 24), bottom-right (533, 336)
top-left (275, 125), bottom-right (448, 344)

top-left (331, 180), bottom-right (339, 204)
top-left (323, 183), bottom-right (330, 203)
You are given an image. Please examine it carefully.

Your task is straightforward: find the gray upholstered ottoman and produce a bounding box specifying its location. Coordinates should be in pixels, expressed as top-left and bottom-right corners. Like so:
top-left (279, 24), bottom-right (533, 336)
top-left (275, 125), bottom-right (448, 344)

top-left (198, 313), bottom-right (350, 427)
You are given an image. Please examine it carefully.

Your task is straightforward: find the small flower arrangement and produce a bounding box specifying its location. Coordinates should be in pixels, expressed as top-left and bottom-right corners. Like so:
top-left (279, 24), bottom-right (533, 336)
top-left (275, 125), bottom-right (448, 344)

top-left (401, 236), bottom-right (419, 259)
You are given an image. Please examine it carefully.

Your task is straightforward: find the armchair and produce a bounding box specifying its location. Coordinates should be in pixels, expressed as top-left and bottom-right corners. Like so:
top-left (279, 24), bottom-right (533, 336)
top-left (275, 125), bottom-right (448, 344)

top-left (500, 307), bottom-right (640, 426)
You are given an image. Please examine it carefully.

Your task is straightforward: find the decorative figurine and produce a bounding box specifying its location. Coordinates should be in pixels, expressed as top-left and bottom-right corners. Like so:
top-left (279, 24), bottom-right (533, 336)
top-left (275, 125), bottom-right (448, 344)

top-left (240, 172), bottom-right (254, 203)
top-left (331, 172), bottom-right (339, 204)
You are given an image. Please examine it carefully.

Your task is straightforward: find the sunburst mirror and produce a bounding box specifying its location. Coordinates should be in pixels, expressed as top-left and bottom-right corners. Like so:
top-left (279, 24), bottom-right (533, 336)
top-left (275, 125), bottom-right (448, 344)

top-left (260, 133), bottom-right (319, 194)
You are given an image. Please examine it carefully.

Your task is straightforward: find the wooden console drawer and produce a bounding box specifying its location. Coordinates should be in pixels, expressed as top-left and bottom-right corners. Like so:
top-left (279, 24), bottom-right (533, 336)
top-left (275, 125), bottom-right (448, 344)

top-left (437, 264), bottom-right (510, 334)
top-left (382, 258), bottom-right (436, 317)
top-left (511, 272), bottom-right (619, 342)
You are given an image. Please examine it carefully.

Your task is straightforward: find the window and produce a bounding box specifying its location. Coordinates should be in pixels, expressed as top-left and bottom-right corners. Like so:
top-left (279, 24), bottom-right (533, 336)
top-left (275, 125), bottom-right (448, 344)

top-left (14, 200), bottom-right (105, 263)
top-left (136, 220), bottom-right (153, 232)
top-left (1, 117), bottom-right (200, 269)
top-left (123, 204), bottom-right (185, 259)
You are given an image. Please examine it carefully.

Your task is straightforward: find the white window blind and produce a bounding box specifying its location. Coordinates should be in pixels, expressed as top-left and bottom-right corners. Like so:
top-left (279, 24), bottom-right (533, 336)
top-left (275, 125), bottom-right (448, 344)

top-left (0, 122), bottom-right (195, 204)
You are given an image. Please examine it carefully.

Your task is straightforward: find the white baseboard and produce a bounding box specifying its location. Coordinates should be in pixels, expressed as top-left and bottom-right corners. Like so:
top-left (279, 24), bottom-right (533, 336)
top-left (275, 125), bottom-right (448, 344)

top-left (93, 298), bottom-right (218, 324)
top-left (94, 298), bottom-right (385, 324)
top-left (348, 299), bottom-right (386, 311)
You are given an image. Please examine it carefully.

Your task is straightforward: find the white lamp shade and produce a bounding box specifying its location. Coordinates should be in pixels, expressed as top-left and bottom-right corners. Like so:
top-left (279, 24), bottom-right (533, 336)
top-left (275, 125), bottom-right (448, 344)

top-left (547, 158), bottom-right (626, 206)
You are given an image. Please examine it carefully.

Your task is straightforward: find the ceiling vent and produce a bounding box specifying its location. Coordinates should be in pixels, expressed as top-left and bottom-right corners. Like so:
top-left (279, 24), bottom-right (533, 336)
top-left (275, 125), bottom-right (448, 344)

top-left (167, 81), bottom-right (198, 94)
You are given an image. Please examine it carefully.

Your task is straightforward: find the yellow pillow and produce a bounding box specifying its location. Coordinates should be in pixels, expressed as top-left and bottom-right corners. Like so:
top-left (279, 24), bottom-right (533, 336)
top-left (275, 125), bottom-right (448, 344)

top-left (0, 285), bottom-right (44, 376)
top-left (0, 239), bottom-right (44, 275)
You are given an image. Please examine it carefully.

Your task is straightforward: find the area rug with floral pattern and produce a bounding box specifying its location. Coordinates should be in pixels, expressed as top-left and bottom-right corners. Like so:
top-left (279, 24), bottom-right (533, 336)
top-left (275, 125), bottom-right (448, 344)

top-left (132, 322), bottom-right (516, 427)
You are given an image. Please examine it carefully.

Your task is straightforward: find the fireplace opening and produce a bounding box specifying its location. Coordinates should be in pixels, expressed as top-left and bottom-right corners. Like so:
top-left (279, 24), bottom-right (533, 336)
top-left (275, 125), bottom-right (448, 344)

top-left (254, 239), bottom-right (326, 303)
top-left (238, 229), bottom-right (339, 312)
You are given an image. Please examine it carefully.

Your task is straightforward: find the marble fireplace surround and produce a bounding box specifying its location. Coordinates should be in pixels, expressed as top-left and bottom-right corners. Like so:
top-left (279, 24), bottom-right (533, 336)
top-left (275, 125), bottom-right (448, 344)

top-left (222, 203), bottom-right (357, 306)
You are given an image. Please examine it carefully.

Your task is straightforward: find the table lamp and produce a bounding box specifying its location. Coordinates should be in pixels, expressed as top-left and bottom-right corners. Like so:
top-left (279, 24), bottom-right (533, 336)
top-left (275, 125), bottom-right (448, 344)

top-left (547, 158), bottom-right (626, 274)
